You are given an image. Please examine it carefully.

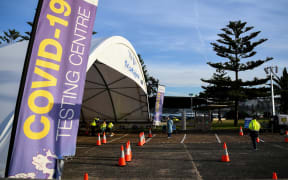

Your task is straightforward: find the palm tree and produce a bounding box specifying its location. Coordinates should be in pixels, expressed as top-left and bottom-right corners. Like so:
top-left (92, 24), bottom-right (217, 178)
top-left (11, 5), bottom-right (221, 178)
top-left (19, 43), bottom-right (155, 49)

top-left (18, 32), bottom-right (31, 42)
top-left (18, 21), bottom-right (33, 42)
top-left (0, 35), bottom-right (3, 44)
top-left (274, 67), bottom-right (288, 114)
top-left (18, 21), bottom-right (98, 42)
top-left (2, 29), bottom-right (21, 44)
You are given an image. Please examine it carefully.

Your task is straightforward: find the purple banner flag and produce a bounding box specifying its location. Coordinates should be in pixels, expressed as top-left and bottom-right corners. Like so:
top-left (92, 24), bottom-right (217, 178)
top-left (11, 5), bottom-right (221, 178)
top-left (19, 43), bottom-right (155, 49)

top-left (8, 0), bottom-right (99, 178)
top-left (153, 85), bottom-right (165, 126)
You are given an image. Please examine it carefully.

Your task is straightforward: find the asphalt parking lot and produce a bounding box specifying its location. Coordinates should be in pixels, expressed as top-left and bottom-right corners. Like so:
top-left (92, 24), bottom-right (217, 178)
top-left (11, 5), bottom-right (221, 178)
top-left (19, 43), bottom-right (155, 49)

top-left (62, 131), bottom-right (288, 180)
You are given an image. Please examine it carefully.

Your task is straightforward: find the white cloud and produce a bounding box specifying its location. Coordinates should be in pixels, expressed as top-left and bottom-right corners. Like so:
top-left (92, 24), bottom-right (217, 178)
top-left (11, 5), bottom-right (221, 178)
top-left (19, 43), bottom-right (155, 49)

top-left (137, 35), bottom-right (207, 53)
top-left (0, 82), bottom-right (20, 98)
top-left (165, 90), bottom-right (188, 97)
top-left (2, 0), bottom-right (288, 98)
top-left (146, 58), bottom-right (287, 90)
top-left (147, 62), bottom-right (214, 87)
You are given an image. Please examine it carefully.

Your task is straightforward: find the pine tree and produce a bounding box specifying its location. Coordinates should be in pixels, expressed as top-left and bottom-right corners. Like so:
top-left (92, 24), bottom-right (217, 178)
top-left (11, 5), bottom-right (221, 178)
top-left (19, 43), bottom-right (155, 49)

top-left (138, 54), bottom-right (159, 97)
top-left (200, 69), bottom-right (234, 122)
top-left (200, 69), bottom-right (232, 104)
top-left (274, 67), bottom-right (288, 114)
top-left (205, 20), bottom-right (273, 126)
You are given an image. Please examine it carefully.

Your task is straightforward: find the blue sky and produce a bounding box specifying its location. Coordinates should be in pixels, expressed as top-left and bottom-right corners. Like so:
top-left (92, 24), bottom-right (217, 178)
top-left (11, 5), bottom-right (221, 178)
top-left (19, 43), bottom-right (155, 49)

top-left (0, 0), bottom-right (287, 96)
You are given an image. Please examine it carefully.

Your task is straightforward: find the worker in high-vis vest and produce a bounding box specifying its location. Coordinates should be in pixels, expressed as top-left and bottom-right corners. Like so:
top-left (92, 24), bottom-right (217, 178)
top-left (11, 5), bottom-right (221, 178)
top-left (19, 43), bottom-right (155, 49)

top-left (90, 118), bottom-right (97, 136)
top-left (249, 116), bottom-right (261, 150)
top-left (94, 117), bottom-right (100, 133)
top-left (107, 122), bottom-right (114, 137)
top-left (100, 120), bottom-right (107, 134)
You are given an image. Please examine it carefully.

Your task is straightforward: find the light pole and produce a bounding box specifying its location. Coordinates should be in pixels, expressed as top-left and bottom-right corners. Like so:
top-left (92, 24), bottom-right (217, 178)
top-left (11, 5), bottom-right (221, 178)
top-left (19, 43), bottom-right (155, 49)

top-left (264, 66), bottom-right (278, 116)
top-left (188, 93), bottom-right (194, 118)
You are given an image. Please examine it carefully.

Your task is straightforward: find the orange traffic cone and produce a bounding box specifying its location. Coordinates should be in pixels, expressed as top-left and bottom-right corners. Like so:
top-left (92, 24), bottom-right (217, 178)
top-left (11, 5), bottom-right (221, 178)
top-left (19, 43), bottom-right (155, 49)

top-left (125, 141), bottom-right (132, 162)
top-left (221, 142), bottom-right (230, 162)
top-left (84, 172), bottom-right (88, 180)
top-left (285, 130), bottom-right (288, 142)
top-left (239, 126), bottom-right (244, 136)
top-left (128, 141), bottom-right (132, 159)
top-left (142, 132), bottom-right (146, 144)
top-left (96, 133), bottom-right (101, 146)
top-left (118, 145), bottom-right (126, 166)
top-left (272, 172), bottom-right (278, 180)
top-left (256, 137), bottom-right (260, 143)
top-left (138, 132), bottom-right (144, 146)
top-left (102, 132), bottom-right (107, 144)
top-left (148, 128), bottom-right (153, 138)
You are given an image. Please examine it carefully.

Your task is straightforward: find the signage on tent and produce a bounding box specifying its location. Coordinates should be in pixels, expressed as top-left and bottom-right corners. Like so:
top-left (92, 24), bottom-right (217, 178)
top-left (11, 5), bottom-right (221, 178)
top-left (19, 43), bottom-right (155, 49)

top-left (124, 49), bottom-right (143, 85)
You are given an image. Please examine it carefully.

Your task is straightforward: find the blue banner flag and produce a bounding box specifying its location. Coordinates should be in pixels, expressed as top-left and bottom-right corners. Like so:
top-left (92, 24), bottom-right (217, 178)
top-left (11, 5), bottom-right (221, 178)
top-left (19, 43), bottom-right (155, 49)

top-left (7, 0), bottom-right (99, 178)
top-left (153, 85), bottom-right (165, 126)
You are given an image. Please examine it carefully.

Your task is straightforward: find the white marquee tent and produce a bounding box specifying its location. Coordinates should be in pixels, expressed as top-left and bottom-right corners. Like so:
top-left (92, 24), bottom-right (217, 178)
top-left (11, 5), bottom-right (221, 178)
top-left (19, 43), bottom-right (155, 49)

top-left (0, 36), bottom-right (150, 176)
top-left (83, 36), bottom-right (150, 123)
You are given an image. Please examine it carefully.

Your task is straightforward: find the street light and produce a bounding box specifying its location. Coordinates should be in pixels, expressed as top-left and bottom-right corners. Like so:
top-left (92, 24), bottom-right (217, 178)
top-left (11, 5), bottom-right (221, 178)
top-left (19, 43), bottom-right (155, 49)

top-left (188, 93), bottom-right (194, 118)
top-left (264, 66), bottom-right (278, 116)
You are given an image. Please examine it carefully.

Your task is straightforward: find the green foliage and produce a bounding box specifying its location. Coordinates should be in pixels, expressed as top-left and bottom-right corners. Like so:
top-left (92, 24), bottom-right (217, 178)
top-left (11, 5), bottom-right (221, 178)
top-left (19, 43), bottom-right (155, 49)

top-left (211, 119), bottom-right (245, 130)
top-left (201, 20), bottom-right (273, 126)
top-left (274, 67), bottom-right (288, 113)
top-left (0, 23), bottom-right (32, 44)
top-left (1, 21), bottom-right (97, 44)
top-left (146, 76), bottom-right (159, 97)
top-left (138, 54), bottom-right (159, 97)
top-left (1, 29), bottom-right (22, 44)
top-left (17, 22), bottom-right (33, 42)
top-left (200, 69), bottom-right (232, 104)
top-left (225, 110), bottom-right (249, 119)
top-left (208, 21), bottom-right (273, 73)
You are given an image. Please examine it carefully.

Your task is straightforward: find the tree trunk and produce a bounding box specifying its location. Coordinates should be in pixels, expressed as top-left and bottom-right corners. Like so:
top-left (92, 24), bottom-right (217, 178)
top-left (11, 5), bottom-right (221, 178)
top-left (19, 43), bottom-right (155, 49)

top-left (234, 68), bottom-right (239, 127)
top-left (218, 109), bottom-right (221, 122)
top-left (234, 100), bottom-right (239, 126)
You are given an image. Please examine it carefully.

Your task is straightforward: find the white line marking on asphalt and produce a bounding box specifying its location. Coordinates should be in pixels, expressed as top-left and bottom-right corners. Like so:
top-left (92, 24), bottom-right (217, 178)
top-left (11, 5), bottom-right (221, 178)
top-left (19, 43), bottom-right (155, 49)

top-left (146, 134), bottom-right (156, 143)
top-left (108, 134), bottom-right (128, 143)
top-left (215, 133), bottom-right (221, 143)
top-left (271, 144), bottom-right (288, 150)
top-left (83, 146), bottom-right (95, 154)
top-left (183, 143), bottom-right (203, 180)
top-left (181, 134), bottom-right (186, 144)
top-left (83, 134), bottom-right (129, 154)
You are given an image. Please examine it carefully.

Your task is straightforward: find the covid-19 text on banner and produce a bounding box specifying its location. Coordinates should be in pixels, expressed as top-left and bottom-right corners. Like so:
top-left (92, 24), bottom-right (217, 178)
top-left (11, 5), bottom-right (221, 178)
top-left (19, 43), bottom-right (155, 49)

top-left (6, 0), bottom-right (99, 179)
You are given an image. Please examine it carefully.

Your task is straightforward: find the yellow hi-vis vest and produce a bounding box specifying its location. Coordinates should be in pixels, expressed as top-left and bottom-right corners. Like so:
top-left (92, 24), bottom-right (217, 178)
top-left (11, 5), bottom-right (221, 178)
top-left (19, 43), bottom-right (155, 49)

top-left (249, 119), bottom-right (261, 131)
top-left (91, 120), bottom-right (96, 126)
top-left (100, 122), bottom-right (107, 129)
top-left (108, 122), bottom-right (114, 129)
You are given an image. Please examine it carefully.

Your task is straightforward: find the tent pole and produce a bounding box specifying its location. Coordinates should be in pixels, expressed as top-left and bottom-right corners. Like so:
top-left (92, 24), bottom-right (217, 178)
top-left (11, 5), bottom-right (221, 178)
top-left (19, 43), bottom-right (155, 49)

top-left (5, 0), bottom-right (44, 176)
top-left (93, 64), bottom-right (118, 122)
